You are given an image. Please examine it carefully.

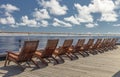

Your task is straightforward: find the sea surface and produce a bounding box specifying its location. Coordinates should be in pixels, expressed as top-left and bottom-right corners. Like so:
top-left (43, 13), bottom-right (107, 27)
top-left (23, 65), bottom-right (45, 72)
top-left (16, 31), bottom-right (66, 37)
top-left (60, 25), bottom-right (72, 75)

top-left (0, 35), bottom-right (119, 54)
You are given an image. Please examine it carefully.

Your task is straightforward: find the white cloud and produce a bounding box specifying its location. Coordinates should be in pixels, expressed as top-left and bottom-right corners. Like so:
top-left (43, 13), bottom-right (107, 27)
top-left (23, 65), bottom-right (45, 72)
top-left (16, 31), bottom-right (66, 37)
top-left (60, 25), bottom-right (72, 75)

top-left (74, 4), bottom-right (94, 23)
top-left (0, 16), bottom-right (15, 25)
top-left (91, 0), bottom-right (115, 13)
top-left (115, 0), bottom-right (120, 8)
top-left (91, 0), bottom-right (118, 22)
top-left (113, 24), bottom-right (120, 27)
top-left (33, 8), bottom-right (50, 20)
top-left (99, 12), bottom-right (118, 22)
top-left (0, 4), bottom-right (20, 13)
top-left (74, 0), bottom-right (118, 23)
top-left (40, 0), bottom-right (68, 15)
top-left (18, 16), bottom-right (38, 27)
top-left (40, 20), bottom-right (48, 27)
top-left (53, 18), bottom-right (72, 27)
top-left (85, 23), bottom-right (98, 28)
top-left (17, 16), bottom-right (49, 27)
top-left (64, 16), bottom-right (80, 25)
top-left (87, 32), bottom-right (92, 34)
top-left (0, 4), bottom-right (20, 26)
top-left (10, 24), bottom-right (18, 28)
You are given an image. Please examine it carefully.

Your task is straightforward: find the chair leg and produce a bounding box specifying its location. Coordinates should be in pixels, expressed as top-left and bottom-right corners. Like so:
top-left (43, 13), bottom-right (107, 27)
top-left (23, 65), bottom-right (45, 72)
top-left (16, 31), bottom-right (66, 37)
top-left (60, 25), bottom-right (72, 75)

top-left (4, 59), bottom-right (8, 67)
top-left (72, 53), bottom-right (79, 59)
top-left (4, 54), bottom-right (9, 67)
top-left (58, 55), bottom-right (64, 62)
top-left (65, 53), bottom-right (73, 60)
top-left (26, 61), bottom-right (31, 67)
top-left (4, 59), bottom-right (11, 67)
top-left (38, 57), bottom-right (48, 66)
top-left (8, 60), bottom-right (11, 65)
top-left (51, 56), bottom-right (59, 64)
top-left (84, 51), bottom-right (89, 56)
top-left (46, 58), bottom-right (51, 62)
top-left (31, 59), bottom-right (40, 68)
top-left (16, 62), bottom-right (25, 71)
top-left (78, 52), bottom-right (85, 57)
top-left (98, 49), bottom-right (104, 53)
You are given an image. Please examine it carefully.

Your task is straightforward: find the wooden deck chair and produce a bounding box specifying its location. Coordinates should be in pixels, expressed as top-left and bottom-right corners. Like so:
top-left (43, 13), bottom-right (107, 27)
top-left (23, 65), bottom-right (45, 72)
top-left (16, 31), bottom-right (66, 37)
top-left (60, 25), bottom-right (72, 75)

top-left (113, 38), bottom-right (119, 49)
top-left (79, 39), bottom-right (94, 56)
top-left (68, 39), bottom-right (85, 57)
top-left (113, 38), bottom-right (118, 48)
top-left (101, 38), bottom-right (111, 51)
top-left (4, 40), bottom-right (39, 70)
top-left (89, 39), bottom-right (102, 54)
top-left (96, 38), bottom-right (108, 52)
top-left (53, 39), bottom-right (73, 62)
top-left (104, 38), bottom-right (112, 51)
top-left (109, 38), bottom-right (118, 49)
top-left (74, 39), bottom-right (85, 51)
top-left (35, 39), bottom-right (59, 65)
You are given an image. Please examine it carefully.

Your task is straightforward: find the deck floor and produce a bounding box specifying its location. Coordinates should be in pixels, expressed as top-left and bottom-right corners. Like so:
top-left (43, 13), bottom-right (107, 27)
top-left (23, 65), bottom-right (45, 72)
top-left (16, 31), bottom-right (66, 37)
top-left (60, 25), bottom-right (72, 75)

top-left (0, 46), bottom-right (120, 77)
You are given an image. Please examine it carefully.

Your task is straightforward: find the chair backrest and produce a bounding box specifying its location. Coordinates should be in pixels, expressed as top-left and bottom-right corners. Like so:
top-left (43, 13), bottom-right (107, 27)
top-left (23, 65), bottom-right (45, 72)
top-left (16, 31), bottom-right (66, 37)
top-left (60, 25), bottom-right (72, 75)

top-left (43, 39), bottom-right (59, 57)
top-left (93, 39), bottom-right (102, 48)
top-left (75, 39), bottom-right (85, 47)
top-left (63, 39), bottom-right (73, 48)
top-left (114, 38), bottom-right (118, 45)
top-left (105, 38), bottom-right (111, 45)
top-left (100, 39), bottom-right (107, 47)
top-left (103, 39), bottom-right (110, 47)
top-left (86, 39), bottom-right (94, 46)
top-left (18, 40), bottom-right (39, 61)
top-left (58, 39), bottom-right (73, 55)
top-left (111, 38), bottom-right (118, 46)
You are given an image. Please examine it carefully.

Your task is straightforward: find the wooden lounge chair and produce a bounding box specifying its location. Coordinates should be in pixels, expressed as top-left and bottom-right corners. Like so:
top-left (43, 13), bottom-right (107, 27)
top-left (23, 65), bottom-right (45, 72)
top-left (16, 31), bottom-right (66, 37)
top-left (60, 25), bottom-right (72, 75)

top-left (104, 38), bottom-right (113, 51)
top-left (101, 38), bottom-right (111, 51)
top-left (4, 40), bottom-right (39, 70)
top-left (34, 39), bottom-right (59, 65)
top-left (96, 38), bottom-right (109, 52)
top-left (95, 38), bottom-right (104, 52)
top-left (68, 39), bottom-right (85, 57)
top-left (108, 38), bottom-right (118, 49)
top-left (112, 38), bottom-right (118, 48)
top-left (79, 39), bottom-right (94, 56)
top-left (53, 39), bottom-right (73, 62)
top-left (89, 39), bottom-right (102, 54)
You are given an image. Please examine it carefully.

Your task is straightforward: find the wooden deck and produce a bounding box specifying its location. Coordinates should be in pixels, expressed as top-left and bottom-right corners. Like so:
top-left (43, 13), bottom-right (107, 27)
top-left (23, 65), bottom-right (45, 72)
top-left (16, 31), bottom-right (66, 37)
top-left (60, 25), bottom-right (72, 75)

top-left (0, 46), bottom-right (120, 77)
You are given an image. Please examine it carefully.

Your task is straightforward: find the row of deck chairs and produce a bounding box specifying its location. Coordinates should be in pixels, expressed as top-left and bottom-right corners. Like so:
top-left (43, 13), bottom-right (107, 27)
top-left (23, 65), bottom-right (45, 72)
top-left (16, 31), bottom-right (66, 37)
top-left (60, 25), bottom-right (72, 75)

top-left (4, 38), bottom-right (118, 70)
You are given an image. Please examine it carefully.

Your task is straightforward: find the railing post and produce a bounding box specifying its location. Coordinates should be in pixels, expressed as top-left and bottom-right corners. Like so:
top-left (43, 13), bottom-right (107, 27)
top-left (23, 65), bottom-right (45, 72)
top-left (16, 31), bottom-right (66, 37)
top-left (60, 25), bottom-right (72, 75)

top-left (28, 32), bottom-right (30, 40)
top-left (18, 39), bottom-right (21, 51)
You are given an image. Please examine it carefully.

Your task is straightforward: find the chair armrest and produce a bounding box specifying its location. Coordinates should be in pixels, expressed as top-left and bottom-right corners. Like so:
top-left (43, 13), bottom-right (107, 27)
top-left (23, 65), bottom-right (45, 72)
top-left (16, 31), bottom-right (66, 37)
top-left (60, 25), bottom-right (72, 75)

top-left (6, 51), bottom-right (19, 56)
top-left (36, 49), bottom-right (44, 52)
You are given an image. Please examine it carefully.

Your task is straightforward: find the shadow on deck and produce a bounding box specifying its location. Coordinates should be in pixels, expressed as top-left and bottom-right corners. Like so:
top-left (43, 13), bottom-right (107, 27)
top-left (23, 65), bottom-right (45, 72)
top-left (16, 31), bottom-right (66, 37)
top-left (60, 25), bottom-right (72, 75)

top-left (113, 71), bottom-right (120, 77)
top-left (0, 61), bottom-right (49, 77)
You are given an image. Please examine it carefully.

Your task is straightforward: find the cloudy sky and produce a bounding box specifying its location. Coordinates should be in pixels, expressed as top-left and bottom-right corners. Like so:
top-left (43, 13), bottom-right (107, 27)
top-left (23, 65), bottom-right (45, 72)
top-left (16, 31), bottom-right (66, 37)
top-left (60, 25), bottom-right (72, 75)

top-left (0, 0), bottom-right (120, 33)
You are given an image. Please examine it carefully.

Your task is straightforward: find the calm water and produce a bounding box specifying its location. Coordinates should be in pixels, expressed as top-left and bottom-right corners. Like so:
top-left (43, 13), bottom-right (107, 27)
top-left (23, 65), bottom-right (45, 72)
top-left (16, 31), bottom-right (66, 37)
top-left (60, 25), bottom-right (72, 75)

top-left (0, 35), bottom-right (119, 54)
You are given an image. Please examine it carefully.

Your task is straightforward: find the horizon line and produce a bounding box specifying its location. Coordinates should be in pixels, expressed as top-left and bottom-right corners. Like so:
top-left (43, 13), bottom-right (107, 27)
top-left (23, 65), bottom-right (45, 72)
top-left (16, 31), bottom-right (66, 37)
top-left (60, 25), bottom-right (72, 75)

top-left (0, 31), bottom-right (120, 36)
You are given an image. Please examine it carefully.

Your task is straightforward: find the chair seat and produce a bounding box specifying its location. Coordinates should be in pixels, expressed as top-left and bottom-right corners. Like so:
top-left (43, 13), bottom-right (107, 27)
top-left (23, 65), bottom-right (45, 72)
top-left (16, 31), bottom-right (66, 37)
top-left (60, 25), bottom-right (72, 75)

top-left (8, 52), bottom-right (19, 61)
top-left (35, 50), bottom-right (46, 57)
top-left (80, 47), bottom-right (84, 50)
top-left (35, 51), bottom-right (42, 56)
top-left (54, 48), bottom-right (68, 55)
top-left (89, 46), bottom-right (93, 49)
top-left (53, 49), bottom-right (59, 56)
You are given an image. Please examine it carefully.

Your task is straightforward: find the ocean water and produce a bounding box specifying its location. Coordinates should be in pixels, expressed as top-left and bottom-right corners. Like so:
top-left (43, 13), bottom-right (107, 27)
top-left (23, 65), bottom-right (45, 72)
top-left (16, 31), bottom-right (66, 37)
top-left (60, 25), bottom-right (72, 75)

top-left (0, 35), bottom-right (119, 54)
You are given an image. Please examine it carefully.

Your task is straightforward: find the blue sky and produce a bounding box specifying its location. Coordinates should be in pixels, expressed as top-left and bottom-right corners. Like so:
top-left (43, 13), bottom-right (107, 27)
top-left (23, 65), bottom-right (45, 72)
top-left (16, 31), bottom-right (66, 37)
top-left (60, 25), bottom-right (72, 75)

top-left (0, 0), bottom-right (120, 33)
